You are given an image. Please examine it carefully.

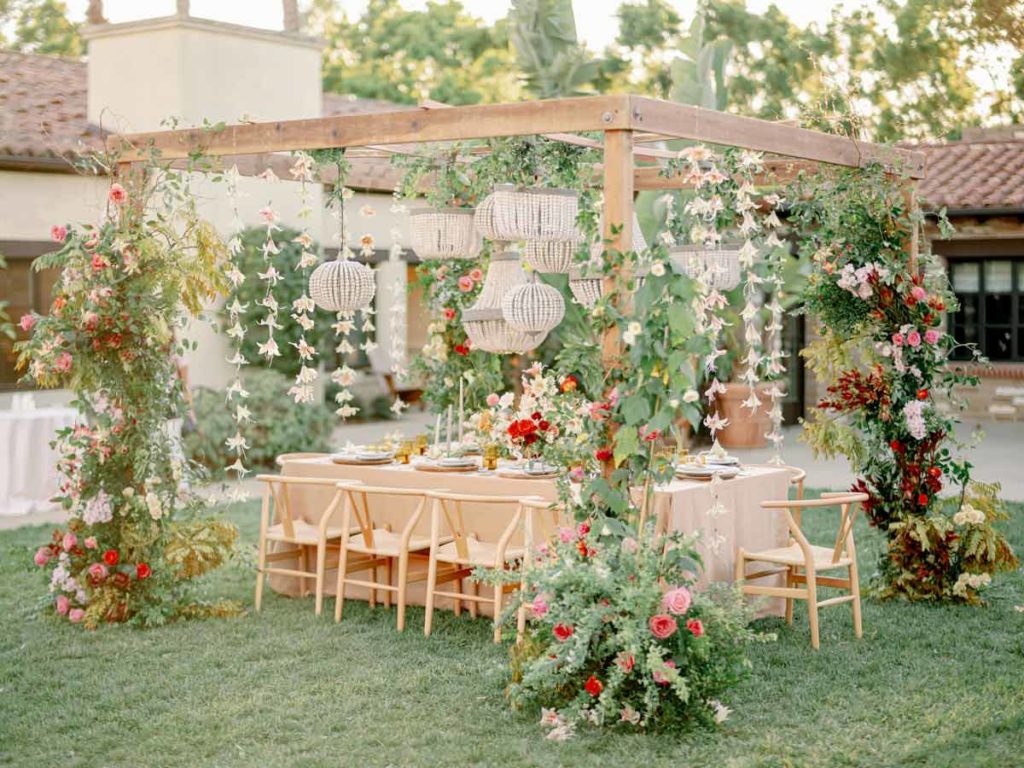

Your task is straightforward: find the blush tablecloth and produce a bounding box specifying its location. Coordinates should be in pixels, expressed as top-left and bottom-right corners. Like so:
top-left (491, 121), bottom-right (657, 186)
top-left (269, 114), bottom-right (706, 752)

top-left (0, 407), bottom-right (77, 516)
top-left (270, 457), bottom-right (791, 615)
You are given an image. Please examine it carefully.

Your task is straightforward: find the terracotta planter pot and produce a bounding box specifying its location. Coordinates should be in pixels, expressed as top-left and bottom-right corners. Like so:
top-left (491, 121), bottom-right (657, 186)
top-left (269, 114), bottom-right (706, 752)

top-left (715, 382), bottom-right (781, 449)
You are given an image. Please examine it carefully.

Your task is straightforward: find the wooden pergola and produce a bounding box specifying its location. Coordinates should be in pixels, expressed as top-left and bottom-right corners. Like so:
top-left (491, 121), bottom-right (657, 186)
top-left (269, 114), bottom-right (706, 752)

top-left (110, 93), bottom-right (927, 364)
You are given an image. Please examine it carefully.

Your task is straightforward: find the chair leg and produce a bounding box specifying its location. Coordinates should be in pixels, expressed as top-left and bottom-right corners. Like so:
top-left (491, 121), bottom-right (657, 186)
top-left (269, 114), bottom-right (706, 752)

top-left (806, 569), bottom-right (820, 650)
top-left (255, 536), bottom-right (267, 613)
top-left (785, 567), bottom-right (795, 626)
top-left (396, 551), bottom-right (410, 632)
top-left (314, 539), bottom-right (327, 616)
top-left (493, 580), bottom-right (504, 644)
top-left (424, 507), bottom-right (441, 637)
top-left (384, 559), bottom-right (394, 610)
top-left (454, 578), bottom-right (463, 617)
top-left (469, 578), bottom-right (479, 619)
top-left (298, 546), bottom-right (309, 598)
top-left (369, 566), bottom-right (378, 608)
top-left (335, 507), bottom-right (353, 623)
top-left (849, 562), bottom-right (863, 639)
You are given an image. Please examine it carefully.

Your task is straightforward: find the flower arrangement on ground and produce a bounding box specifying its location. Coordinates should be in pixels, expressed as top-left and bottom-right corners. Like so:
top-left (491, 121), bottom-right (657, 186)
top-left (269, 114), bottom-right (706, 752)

top-left (511, 522), bottom-right (766, 736)
top-left (793, 164), bottom-right (1017, 602)
top-left (18, 158), bottom-right (240, 628)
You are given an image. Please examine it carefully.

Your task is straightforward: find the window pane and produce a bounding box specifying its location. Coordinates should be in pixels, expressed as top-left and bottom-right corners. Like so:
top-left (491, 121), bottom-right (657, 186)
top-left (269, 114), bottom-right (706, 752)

top-left (954, 294), bottom-right (979, 326)
top-left (951, 262), bottom-right (979, 291)
top-left (985, 327), bottom-right (1013, 360)
top-left (984, 260), bottom-right (1013, 292)
top-left (986, 292), bottom-right (1012, 323)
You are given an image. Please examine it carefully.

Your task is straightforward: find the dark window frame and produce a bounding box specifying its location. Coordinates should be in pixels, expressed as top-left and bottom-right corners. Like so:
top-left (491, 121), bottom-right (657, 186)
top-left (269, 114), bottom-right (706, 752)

top-left (948, 257), bottom-right (1021, 362)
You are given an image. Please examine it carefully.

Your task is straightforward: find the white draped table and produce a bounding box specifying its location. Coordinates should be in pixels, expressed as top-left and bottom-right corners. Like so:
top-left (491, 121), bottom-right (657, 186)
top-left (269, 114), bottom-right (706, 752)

top-left (0, 407), bottom-right (77, 516)
top-left (271, 457), bottom-right (791, 616)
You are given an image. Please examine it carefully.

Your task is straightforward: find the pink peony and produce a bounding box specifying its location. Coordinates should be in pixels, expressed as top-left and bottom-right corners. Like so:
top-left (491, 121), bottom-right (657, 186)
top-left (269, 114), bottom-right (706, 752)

top-left (54, 352), bottom-right (73, 374)
top-left (662, 586), bottom-right (692, 616)
top-left (34, 547), bottom-right (51, 567)
top-left (531, 596), bottom-right (549, 618)
top-left (56, 595), bottom-right (70, 615)
top-left (910, 286), bottom-right (927, 302)
top-left (907, 330), bottom-right (922, 348)
top-left (892, 332), bottom-right (904, 347)
top-left (649, 613), bottom-right (678, 639)
top-left (457, 275), bottom-right (474, 292)
top-left (18, 313), bottom-right (36, 332)
top-left (653, 659), bottom-right (676, 685)
top-left (924, 329), bottom-right (941, 345)
top-left (68, 608), bottom-right (85, 623)
top-left (84, 536), bottom-right (97, 549)
top-left (87, 563), bottom-right (108, 581)
top-left (108, 183), bottom-right (127, 205)
top-left (62, 532), bottom-right (77, 552)
top-left (485, 393), bottom-right (500, 407)
top-left (50, 224), bottom-right (68, 243)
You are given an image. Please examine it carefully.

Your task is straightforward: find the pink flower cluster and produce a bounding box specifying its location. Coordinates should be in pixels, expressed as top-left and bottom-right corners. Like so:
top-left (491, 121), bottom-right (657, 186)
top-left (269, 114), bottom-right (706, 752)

top-left (837, 261), bottom-right (889, 300)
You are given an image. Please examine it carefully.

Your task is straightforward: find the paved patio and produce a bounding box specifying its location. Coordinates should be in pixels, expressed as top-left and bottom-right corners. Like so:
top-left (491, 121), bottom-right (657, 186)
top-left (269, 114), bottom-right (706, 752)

top-left (3, 413), bottom-right (1022, 531)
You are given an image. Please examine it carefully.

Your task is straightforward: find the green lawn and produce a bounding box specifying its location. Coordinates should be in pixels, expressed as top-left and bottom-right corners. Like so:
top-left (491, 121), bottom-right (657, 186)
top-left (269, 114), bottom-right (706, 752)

top-left (2, 494), bottom-right (1023, 768)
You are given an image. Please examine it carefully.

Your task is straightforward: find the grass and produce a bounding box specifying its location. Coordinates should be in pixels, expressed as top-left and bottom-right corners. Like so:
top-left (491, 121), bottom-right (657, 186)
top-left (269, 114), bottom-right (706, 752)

top-left (2, 493), bottom-right (1023, 768)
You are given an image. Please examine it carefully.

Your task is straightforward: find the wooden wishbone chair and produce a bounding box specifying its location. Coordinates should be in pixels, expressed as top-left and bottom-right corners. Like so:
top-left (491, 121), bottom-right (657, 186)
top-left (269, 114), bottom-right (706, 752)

top-left (735, 492), bottom-right (868, 649)
top-left (333, 482), bottom-right (440, 631)
top-left (515, 497), bottom-right (568, 642)
top-left (255, 474), bottom-right (354, 616)
top-left (423, 490), bottom-right (531, 643)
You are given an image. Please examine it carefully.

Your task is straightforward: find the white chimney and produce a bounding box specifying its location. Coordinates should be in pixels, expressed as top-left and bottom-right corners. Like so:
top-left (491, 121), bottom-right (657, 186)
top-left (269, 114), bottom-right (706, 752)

top-left (82, 12), bottom-right (322, 132)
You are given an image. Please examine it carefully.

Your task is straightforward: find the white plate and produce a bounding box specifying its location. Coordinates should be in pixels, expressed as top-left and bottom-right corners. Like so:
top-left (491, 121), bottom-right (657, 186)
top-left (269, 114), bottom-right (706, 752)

top-left (699, 453), bottom-right (740, 466)
top-left (439, 457), bottom-right (475, 467)
top-left (675, 465), bottom-right (740, 480)
top-left (356, 451), bottom-right (394, 461)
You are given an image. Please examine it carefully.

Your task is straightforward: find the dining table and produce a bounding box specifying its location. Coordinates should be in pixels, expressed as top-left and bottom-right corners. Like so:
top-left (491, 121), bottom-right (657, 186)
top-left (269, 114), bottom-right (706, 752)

top-left (270, 455), bottom-right (792, 616)
top-left (0, 406), bottom-right (77, 516)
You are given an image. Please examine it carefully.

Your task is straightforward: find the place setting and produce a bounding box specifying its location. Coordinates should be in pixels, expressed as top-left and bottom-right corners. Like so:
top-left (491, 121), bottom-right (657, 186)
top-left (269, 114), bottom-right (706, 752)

top-left (673, 441), bottom-right (743, 481)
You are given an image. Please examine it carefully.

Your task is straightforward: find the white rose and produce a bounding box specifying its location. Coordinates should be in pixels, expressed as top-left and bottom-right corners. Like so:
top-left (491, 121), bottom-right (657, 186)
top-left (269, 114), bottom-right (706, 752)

top-left (683, 390), bottom-right (700, 403)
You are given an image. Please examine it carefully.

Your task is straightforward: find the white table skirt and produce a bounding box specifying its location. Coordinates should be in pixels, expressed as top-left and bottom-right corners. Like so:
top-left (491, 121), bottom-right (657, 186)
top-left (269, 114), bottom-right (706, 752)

top-left (0, 407), bottom-right (77, 516)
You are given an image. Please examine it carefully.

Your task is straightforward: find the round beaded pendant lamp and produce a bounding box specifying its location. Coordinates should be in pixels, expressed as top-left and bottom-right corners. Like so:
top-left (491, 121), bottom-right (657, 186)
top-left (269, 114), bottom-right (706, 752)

top-left (309, 254), bottom-right (376, 312)
top-left (568, 265), bottom-right (603, 309)
top-left (523, 239), bottom-right (580, 274)
top-left (409, 207), bottom-right (479, 260)
top-left (501, 277), bottom-right (565, 333)
top-left (462, 251), bottom-right (546, 353)
top-left (491, 185), bottom-right (580, 242)
top-left (669, 243), bottom-right (742, 290)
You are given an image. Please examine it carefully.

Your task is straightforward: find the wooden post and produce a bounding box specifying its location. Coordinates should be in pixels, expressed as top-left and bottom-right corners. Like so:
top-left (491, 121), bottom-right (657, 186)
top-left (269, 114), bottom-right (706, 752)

top-left (908, 182), bottom-right (920, 275)
top-left (600, 129), bottom-right (635, 367)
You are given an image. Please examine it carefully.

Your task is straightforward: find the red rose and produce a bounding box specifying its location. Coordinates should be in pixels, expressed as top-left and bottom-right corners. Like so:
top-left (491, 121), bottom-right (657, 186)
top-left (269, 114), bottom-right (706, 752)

top-left (916, 389), bottom-right (929, 401)
top-left (136, 562), bottom-right (151, 580)
top-left (583, 675), bottom-right (603, 697)
top-left (538, 420), bottom-right (551, 431)
top-left (577, 521), bottom-right (590, 537)
top-left (454, 344), bottom-right (469, 356)
top-left (649, 613), bottom-right (678, 639)
top-left (443, 308), bottom-right (456, 321)
top-left (928, 466), bottom-right (942, 479)
top-left (686, 618), bottom-right (704, 637)
top-left (594, 447), bottom-right (613, 462)
top-left (890, 440), bottom-right (903, 454)
top-left (531, 412), bottom-right (542, 421)
top-left (918, 493), bottom-right (929, 506)
top-left (553, 623), bottom-right (574, 642)
top-left (102, 549), bottom-right (119, 566)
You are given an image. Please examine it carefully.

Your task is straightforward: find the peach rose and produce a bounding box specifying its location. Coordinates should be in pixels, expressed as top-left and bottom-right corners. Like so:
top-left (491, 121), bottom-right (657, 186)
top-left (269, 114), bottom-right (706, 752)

top-left (68, 608), bottom-right (85, 623)
top-left (108, 183), bottom-right (127, 205)
top-left (649, 613), bottom-right (678, 639)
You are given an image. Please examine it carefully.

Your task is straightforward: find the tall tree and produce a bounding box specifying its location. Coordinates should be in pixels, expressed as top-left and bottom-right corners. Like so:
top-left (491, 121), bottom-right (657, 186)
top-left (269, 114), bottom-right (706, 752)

top-left (307, 0), bottom-right (520, 106)
top-left (2, 0), bottom-right (82, 56)
top-left (509, 0), bottom-right (603, 98)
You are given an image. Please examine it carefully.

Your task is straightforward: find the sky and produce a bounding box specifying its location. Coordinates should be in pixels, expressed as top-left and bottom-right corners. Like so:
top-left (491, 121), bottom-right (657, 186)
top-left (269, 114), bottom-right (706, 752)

top-left (65, 0), bottom-right (867, 47)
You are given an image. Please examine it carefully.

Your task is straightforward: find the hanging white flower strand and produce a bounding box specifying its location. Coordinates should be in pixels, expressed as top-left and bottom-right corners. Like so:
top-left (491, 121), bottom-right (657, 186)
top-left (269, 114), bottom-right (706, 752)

top-left (760, 191), bottom-right (788, 462)
top-left (287, 152), bottom-right (320, 404)
top-left (387, 216), bottom-right (409, 416)
top-left (256, 171), bottom-right (283, 362)
top-left (223, 165), bottom-right (251, 495)
top-left (734, 153), bottom-right (767, 414)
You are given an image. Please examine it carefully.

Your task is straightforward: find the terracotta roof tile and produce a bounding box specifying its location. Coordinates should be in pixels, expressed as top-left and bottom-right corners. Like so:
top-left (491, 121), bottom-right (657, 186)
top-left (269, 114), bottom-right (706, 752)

top-left (916, 139), bottom-right (1024, 212)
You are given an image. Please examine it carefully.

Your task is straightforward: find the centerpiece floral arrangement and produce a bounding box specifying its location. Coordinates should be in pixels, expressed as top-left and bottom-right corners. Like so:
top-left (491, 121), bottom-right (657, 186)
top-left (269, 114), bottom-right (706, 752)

top-left (793, 163), bottom-right (1017, 603)
top-left (18, 155), bottom-right (240, 628)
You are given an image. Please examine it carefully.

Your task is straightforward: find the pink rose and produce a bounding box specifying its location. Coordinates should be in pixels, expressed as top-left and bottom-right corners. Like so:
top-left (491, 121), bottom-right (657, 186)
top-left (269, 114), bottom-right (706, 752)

top-left (18, 313), bottom-right (37, 332)
top-left (56, 595), bottom-right (70, 615)
top-left (910, 286), bottom-right (927, 302)
top-left (469, 268), bottom-right (484, 282)
top-left (531, 596), bottom-right (549, 618)
top-left (54, 352), bottom-right (72, 374)
top-left (84, 536), bottom-right (97, 549)
top-left (892, 332), bottom-right (904, 347)
top-left (50, 224), bottom-right (68, 243)
top-left (486, 393), bottom-right (500, 407)
top-left (457, 275), bottom-right (474, 292)
top-left (87, 563), bottom-right (108, 581)
top-left (686, 618), bottom-right (704, 637)
top-left (662, 586), bottom-right (692, 616)
top-left (68, 608), bottom-right (85, 623)
top-left (924, 329), bottom-right (941, 345)
top-left (653, 659), bottom-right (676, 685)
top-left (91, 253), bottom-right (108, 271)
top-left (62, 532), bottom-right (77, 552)
top-left (649, 613), bottom-right (678, 640)
top-left (34, 547), bottom-right (51, 567)
top-left (558, 527), bottom-right (574, 544)
top-left (108, 183), bottom-right (128, 205)
top-left (907, 330), bottom-right (922, 348)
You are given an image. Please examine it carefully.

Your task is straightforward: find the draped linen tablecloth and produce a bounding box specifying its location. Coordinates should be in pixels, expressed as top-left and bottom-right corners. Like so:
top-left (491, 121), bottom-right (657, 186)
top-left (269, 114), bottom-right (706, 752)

top-left (272, 457), bottom-right (791, 616)
top-left (0, 407), bottom-right (77, 516)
